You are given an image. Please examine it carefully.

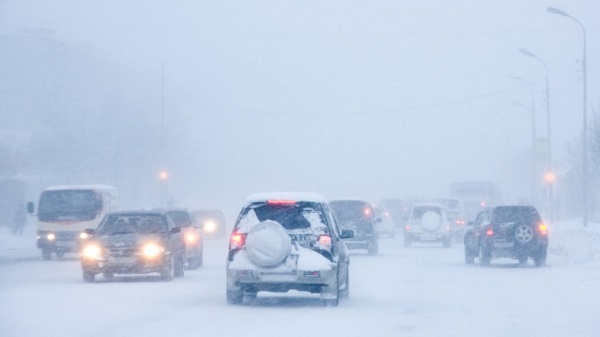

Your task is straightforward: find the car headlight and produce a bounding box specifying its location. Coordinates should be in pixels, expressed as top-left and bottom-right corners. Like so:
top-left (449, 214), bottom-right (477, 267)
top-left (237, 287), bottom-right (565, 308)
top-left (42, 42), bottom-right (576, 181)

top-left (204, 220), bottom-right (217, 233)
top-left (79, 232), bottom-right (90, 240)
top-left (47, 233), bottom-right (56, 241)
top-left (142, 243), bottom-right (165, 258)
top-left (82, 244), bottom-right (102, 259)
top-left (185, 232), bottom-right (198, 244)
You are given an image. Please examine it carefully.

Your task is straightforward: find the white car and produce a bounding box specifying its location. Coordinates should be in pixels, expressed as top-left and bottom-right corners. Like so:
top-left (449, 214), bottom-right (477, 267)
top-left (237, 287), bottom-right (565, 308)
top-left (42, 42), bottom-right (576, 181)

top-left (403, 202), bottom-right (451, 248)
top-left (226, 192), bottom-right (354, 306)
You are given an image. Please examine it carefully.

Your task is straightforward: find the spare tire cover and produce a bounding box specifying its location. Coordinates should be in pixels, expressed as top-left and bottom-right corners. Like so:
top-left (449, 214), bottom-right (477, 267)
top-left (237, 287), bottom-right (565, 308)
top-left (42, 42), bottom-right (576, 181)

top-left (245, 220), bottom-right (292, 268)
top-left (421, 211), bottom-right (442, 231)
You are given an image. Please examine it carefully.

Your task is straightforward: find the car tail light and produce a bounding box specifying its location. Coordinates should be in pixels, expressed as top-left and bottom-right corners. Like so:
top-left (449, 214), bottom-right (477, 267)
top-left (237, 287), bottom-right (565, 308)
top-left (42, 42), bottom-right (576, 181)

top-left (455, 219), bottom-right (465, 225)
top-left (267, 200), bottom-right (296, 205)
top-left (485, 226), bottom-right (494, 236)
top-left (363, 207), bottom-right (373, 217)
top-left (229, 232), bottom-right (246, 250)
top-left (405, 225), bottom-right (411, 231)
top-left (538, 223), bottom-right (548, 236)
top-left (317, 235), bottom-right (332, 250)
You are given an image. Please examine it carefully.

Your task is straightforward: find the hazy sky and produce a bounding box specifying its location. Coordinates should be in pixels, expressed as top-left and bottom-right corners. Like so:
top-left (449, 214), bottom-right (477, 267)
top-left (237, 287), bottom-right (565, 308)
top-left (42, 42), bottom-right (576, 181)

top-left (1, 0), bottom-right (598, 212)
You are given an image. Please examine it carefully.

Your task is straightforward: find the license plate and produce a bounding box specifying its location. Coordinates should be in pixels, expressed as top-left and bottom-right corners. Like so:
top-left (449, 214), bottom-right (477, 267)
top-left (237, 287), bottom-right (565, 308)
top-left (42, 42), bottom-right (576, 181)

top-left (494, 242), bottom-right (514, 248)
top-left (108, 256), bottom-right (136, 264)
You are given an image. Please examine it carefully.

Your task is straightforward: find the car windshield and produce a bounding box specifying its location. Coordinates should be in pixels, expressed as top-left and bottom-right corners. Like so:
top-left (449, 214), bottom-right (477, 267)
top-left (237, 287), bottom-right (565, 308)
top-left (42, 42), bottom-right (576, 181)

top-left (97, 214), bottom-right (168, 235)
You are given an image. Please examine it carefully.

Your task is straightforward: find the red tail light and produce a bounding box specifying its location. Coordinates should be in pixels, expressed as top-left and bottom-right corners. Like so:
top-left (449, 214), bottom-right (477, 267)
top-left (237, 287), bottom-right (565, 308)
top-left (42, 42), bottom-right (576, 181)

top-left (538, 223), bottom-right (548, 236)
top-left (229, 232), bottom-right (246, 250)
top-left (485, 226), bottom-right (494, 236)
top-left (363, 207), bottom-right (373, 217)
top-left (318, 235), bottom-right (332, 250)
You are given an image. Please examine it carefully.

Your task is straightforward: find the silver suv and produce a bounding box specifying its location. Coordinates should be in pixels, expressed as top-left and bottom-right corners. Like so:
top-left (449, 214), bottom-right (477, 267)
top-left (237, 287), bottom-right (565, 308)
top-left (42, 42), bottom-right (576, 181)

top-left (226, 193), bottom-right (353, 306)
top-left (404, 202), bottom-right (452, 248)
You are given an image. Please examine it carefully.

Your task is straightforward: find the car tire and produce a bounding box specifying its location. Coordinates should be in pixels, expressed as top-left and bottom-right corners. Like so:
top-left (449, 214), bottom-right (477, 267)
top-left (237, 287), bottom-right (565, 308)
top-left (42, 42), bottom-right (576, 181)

top-left (83, 271), bottom-right (95, 283)
top-left (245, 220), bottom-right (291, 268)
top-left (160, 257), bottom-right (174, 281)
top-left (465, 251), bottom-right (476, 264)
top-left (340, 266), bottom-right (350, 299)
top-left (322, 273), bottom-right (340, 307)
top-left (534, 248), bottom-right (547, 267)
top-left (41, 248), bottom-right (52, 261)
top-left (480, 249), bottom-right (491, 267)
top-left (518, 255), bottom-right (528, 265)
top-left (227, 288), bottom-right (243, 305)
top-left (174, 255), bottom-right (185, 278)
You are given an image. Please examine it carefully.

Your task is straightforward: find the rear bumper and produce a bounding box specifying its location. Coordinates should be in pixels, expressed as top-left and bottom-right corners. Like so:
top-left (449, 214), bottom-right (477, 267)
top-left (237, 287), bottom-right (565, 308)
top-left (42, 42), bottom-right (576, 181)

top-left (405, 231), bottom-right (449, 242)
top-left (227, 266), bottom-right (337, 293)
top-left (481, 238), bottom-right (548, 258)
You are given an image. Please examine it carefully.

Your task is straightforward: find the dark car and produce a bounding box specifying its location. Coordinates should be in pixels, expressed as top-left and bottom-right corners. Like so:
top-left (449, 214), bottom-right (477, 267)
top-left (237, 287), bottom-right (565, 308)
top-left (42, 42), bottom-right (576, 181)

top-left (192, 209), bottom-right (227, 239)
top-left (158, 208), bottom-right (203, 269)
top-left (226, 193), bottom-right (353, 306)
top-left (329, 199), bottom-right (379, 255)
top-left (464, 206), bottom-right (548, 267)
top-left (80, 210), bottom-right (187, 282)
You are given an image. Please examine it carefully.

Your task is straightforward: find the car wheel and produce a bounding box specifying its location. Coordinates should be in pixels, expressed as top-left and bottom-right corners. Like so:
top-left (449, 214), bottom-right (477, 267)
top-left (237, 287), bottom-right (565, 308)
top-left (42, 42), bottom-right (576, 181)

top-left (465, 251), bottom-right (476, 264)
top-left (83, 271), bottom-right (95, 283)
top-left (322, 273), bottom-right (340, 307)
top-left (480, 249), bottom-right (491, 267)
top-left (518, 255), bottom-right (528, 265)
top-left (160, 257), bottom-right (174, 281)
top-left (174, 255), bottom-right (185, 277)
top-left (227, 288), bottom-right (243, 305)
top-left (103, 272), bottom-right (114, 280)
top-left (41, 248), bottom-right (52, 260)
top-left (515, 225), bottom-right (534, 243)
top-left (534, 248), bottom-right (547, 267)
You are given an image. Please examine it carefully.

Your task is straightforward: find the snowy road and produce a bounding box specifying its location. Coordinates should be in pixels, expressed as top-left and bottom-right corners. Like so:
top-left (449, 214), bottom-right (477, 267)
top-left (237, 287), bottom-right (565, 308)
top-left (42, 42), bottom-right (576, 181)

top-left (1, 230), bottom-right (599, 337)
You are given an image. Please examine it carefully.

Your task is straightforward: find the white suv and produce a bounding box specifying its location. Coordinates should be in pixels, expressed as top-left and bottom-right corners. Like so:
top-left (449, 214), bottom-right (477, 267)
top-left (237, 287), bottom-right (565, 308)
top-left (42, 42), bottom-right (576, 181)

top-left (403, 202), bottom-right (451, 248)
top-left (226, 193), bottom-right (353, 306)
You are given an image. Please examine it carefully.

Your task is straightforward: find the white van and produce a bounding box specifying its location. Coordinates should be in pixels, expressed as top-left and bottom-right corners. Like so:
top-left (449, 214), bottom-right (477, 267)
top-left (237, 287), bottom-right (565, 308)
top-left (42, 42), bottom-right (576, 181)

top-left (28, 185), bottom-right (118, 260)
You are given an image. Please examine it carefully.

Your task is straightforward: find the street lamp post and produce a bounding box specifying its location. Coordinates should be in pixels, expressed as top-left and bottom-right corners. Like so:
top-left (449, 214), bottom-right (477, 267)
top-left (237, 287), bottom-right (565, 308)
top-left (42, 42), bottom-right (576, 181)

top-left (510, 75), bottom-right (537, 206)
top-left (547, 6), bottom-right (588, 227)
top-left (518, 48), bottom-right (553, 222)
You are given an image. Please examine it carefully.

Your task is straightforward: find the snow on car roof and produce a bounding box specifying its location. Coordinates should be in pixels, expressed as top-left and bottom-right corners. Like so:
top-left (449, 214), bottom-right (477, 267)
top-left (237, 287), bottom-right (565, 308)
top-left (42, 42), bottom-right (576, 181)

top-left (412, 202), bottom-right (445, 208)
top-left (45, 184), bottom-right (117, 191)
top-left (245, 192), bottom-right (327, 204)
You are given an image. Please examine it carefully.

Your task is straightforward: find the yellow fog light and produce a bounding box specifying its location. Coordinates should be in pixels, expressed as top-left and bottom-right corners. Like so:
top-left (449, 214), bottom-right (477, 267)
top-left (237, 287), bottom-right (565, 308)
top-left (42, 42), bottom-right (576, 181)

top-left (142, 243), bottom-right (165, 258)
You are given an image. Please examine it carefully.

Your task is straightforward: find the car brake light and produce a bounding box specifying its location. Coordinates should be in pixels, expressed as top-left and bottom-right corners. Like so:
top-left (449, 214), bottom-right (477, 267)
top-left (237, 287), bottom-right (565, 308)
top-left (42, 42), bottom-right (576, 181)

top-left (267, 200), bottom-right (296, 205)
top-left (538, 223), bottom-right (548, 236)
top-left (229, 233), bottom-right (246, 250)
top-left (317, 235), bottom-right (332, 250)
top-left (485, 226), bottom-right (494, 236)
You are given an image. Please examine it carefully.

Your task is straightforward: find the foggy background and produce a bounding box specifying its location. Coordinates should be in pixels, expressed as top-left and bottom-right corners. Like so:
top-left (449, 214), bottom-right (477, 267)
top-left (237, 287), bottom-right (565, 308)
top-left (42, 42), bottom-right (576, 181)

top-left (1, 0), bottom-right (598, 220)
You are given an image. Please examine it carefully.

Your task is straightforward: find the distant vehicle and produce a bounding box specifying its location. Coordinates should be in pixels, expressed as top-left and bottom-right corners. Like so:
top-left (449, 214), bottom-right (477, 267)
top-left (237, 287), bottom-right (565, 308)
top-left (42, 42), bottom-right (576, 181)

top-left (373, 206), bottom-right (395, 237)
top-left (226, 193), bottom-right (353, 306)
top-left (80, 209), bottom-right (187, 282)
top-left (449, 181), bottom-right (502, 221)
top-left (329, 199), bottom-right (380, 255)
top-left (155, 207), bottom-right (203, 269)
top-left (438, 197), bottom-right (466, 241)
top-left (404, 202), bottom-right (451, 248)
top-left (28, 185), bottom-right (118, 260)
top-left (464, 205), bottom-right (548, 267)
top-left (192, 209), bottom-right (227, 239)
top-left (379, 198), bottom-right (414, 228)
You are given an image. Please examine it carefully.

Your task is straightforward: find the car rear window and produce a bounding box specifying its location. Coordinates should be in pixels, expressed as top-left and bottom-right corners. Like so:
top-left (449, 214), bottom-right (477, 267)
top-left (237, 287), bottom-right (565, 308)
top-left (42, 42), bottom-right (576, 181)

top-left (491, 207), bottom-right (541, 223)
top-left (236, 202), bottom-right (328, 233)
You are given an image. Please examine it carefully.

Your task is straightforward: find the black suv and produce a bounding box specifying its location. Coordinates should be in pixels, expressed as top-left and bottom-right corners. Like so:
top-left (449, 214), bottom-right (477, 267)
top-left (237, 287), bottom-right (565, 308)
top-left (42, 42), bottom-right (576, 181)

top-left (226, 193), bottom-right (353, 306)
top-left (464, 206), bottom-right (548, 267)
top-left (329, 199), bottom-right (379, 255)
top-left (80, 210), bottom-right (187, 282)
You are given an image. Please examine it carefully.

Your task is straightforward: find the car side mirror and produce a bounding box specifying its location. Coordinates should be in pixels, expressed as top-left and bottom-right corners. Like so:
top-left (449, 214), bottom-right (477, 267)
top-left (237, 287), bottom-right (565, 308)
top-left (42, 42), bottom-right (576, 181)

top-left (27, 202), bottom-right (35, 214)
top-left (84, 228), bottom-right (96, 235)
top-left (340, 229), bottom-right (354, 239)
top-left (171, 227), bottom-right (181, 234)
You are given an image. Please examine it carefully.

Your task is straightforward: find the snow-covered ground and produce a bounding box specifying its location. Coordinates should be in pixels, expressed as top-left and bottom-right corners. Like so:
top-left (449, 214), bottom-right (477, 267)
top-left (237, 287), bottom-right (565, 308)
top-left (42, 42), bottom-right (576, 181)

top-left (1, 220), bottom-right (599, 337)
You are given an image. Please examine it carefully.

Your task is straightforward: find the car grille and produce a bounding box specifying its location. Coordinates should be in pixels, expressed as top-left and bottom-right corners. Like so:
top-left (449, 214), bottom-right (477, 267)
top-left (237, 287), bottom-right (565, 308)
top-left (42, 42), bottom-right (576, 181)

top-left (108, 248), bottom-right (137, 257)
top-left (56, 231), bottom-right (79, 241)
